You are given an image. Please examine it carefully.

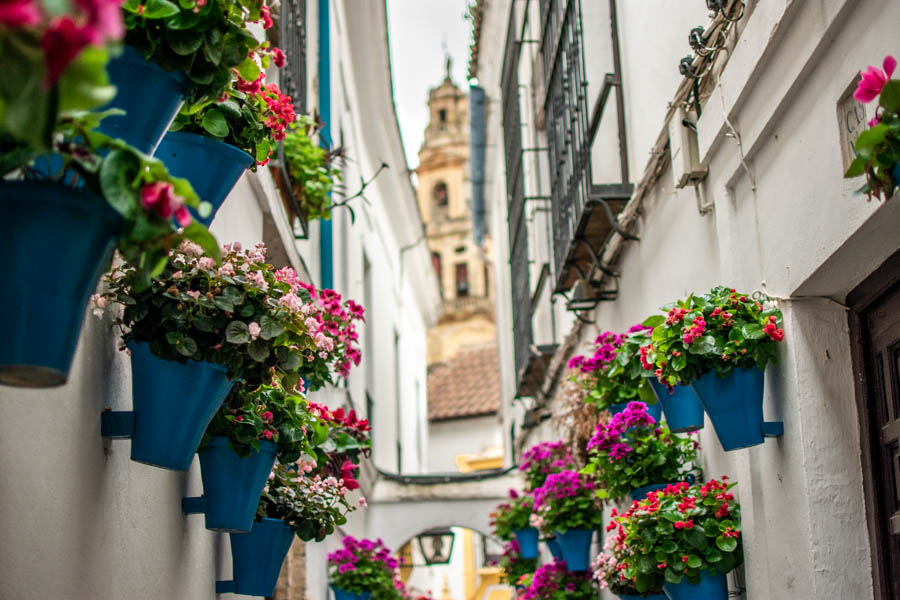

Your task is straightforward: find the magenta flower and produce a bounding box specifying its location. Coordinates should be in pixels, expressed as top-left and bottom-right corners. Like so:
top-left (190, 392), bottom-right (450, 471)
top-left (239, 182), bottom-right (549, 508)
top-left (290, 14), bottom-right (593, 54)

top-left (0, 0), bottom-right (41, 27)
top-left (140, 182), bottom-right (191, 226)
top-left (854, 55), bottom-right (897, 103)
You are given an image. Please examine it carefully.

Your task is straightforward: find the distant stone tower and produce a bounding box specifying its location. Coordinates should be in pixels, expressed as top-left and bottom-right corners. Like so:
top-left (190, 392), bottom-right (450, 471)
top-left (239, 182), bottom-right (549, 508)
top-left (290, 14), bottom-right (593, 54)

top-left (416, 59), bottom-right (496, 366)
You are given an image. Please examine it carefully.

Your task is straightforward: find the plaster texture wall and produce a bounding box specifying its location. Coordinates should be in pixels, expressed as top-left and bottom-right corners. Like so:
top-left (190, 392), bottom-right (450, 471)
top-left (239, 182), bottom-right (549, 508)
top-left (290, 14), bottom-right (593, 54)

top-left (428, 415), bottom-right (504, 473)
top-left (472, 0), bottom-right (900, 599)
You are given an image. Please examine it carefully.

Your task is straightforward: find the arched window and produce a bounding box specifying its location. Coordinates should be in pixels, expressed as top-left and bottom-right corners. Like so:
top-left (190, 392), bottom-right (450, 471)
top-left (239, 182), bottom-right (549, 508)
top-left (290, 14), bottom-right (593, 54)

top-left (433, 182), bottom-right (449, 209)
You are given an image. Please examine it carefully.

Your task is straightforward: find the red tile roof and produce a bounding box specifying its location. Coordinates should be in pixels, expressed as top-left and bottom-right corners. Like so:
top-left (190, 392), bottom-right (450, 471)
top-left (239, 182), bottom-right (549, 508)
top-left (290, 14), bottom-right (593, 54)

top-left (428, 345), bottom-right (501, 421)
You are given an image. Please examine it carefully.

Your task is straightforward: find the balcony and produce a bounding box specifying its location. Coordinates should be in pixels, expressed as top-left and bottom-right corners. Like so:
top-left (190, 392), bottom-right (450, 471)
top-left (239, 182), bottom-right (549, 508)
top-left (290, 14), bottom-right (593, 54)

top-left (538, 0), bottom-right (634, 293)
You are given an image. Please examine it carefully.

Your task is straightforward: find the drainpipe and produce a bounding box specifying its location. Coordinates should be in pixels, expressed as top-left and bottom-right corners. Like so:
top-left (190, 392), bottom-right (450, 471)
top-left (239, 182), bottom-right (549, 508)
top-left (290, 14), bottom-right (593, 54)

top-left (609, 0), bottom-right (629, 184)
top-left (318, 0), bottom-right (333, 288)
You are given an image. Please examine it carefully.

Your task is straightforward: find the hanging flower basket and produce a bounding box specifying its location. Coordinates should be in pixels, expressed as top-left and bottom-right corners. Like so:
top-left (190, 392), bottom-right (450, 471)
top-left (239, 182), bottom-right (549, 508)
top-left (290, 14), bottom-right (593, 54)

top-left (0, 182), bottom-right (121, 387)
top-left (609, 400), bottom-right (661, 423)
top-left (331, 586), bottom-right (372, 600)
top-left (98, 46), bottom-right (187, 154)
top-left (546, 537), bottom-right (564, 561)
top-left (154, 131), bottom-right (255, 226)
top-left (649, 380), bottom-right (704, 433)
top-left (228, 518), bottom-right (295, 597)
top-left (555, 528), bottom-right (594, 572)
top-left (513, 527), bottom-right (539, 559)
top-left (691, 367), bottom-right (782, 451)
top-left (628, 482), bottom-right (673, 503)
top-left (129, 342), bottom-right (234, 469)
top-left (197, 437), bottom-right (277, 532)
top-left (662, 570), bottom-right (728, 600)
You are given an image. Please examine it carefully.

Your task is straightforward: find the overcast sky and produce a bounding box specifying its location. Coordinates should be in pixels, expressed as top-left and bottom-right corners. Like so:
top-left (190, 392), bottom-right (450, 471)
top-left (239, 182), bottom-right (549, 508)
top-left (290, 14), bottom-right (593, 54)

top-left (385, 0), bottom-right (472, 170)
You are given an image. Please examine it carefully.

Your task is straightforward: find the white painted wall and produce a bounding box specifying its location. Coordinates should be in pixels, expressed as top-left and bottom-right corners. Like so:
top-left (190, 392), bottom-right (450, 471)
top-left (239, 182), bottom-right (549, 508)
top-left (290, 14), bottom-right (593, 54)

top-left (473, 0), bottom-right (900, 598)
top-left (428, 415), bottom-right (504, 473)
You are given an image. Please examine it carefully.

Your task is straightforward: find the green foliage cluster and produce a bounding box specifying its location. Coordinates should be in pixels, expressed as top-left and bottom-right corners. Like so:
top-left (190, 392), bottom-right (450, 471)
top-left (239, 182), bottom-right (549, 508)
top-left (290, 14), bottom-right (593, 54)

top-left (583, 328), bottom-right (657, 411)
top-left (845, 79), bottom-right (900, 200)
top-left (121, 0), bottom-right (267, 103)
top-left (490, 492), bottom-right (535, 541)
top-left (283, 116), bottom-right (342, 221)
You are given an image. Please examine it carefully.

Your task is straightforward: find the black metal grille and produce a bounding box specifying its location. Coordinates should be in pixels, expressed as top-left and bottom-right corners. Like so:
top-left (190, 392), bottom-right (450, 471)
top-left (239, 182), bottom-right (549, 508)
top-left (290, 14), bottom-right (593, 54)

top-left (501, 5), bottom-right (533, 388)
top-left (539, 0), bottom-right (591, 285)
top-left (279, 0), bottom-right (307, 114)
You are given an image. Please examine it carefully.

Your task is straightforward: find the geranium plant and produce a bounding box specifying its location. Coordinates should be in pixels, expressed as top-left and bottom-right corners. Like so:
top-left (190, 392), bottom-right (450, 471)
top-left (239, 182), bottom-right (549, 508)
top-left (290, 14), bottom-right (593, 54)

top-left (592, 534), bottom-right (663, 597)
top-left (120, 0), bottom-right (273, 103)
top-left (571, 325), bottom-right (658, 411)
top-left (845, 55), bottom-right (900, 200)
top-left (309, 403), bottom-right (372, 489)
top-left (531, 470), bottom-right (604, 535)
top-left (611, 478), bottom-right (742, 593)
top-left (171, 77), bottom-right (297, 167)
top-left (328, 536), bottom-right (401, 596)
top-left (202, 378), bottom-right (327, 461)
top-left (256, 459), bottom-right (363, 542)
top-left (99, 241), bottom-right (364, 389)
top-left (283, 115), bottom-right (343, 220)
top-left (518, 560), bottom-right (595, 600)
top-left (0, 0), bottom-right (121, 151)
top-left (490, 490), bottom-right (534, 541)
top-left (583, 402), bottom-right (699, 501)
top-left (641, 286), bottom-right (784, 387)
top-left (492, 540), bottom-right (537, 587)
top-left (519, 440), bottom-right (575, 491)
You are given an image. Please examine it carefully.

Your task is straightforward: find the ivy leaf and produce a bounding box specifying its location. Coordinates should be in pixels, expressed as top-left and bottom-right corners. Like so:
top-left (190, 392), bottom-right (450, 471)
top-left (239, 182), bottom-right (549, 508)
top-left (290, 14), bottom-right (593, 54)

top-left (225, 320), bottom-right (250, 344)
top-left (201, 107), bottom-right (229, 137)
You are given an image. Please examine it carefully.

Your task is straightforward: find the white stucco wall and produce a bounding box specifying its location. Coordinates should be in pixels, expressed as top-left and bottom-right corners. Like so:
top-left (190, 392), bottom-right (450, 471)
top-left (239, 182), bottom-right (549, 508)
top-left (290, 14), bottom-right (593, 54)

top-left (428, 415), bottom-right (504, 473)
top-left (474, 0), bottom-right (900, 599)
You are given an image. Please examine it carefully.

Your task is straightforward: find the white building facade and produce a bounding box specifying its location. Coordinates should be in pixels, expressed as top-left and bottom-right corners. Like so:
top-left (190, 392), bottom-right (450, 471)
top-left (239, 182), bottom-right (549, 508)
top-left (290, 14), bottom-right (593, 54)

top-left (0, 0), bottom-right (439, 598)
top-left (471, 0), bottom-right (900, 599)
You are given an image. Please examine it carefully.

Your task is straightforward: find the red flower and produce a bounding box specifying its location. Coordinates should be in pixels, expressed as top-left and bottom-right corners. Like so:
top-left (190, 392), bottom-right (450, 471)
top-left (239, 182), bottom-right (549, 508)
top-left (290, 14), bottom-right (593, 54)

top-left (140, 181), bottom-right (191, 226)
top-left (674, 520), bottom-right (694, 530)
top-left (0, 0), bottom-right (41, 27)
top-left (340, 459), bottom-right (360, 490)
top-left (40, 17), bottom-right (92, 87)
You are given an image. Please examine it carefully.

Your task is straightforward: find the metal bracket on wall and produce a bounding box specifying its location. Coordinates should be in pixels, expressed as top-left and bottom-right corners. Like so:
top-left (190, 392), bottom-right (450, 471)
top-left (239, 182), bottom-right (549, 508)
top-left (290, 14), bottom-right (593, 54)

top-left (181, 496), bottom-right (208, 515)
top-left (100, 411), bottom-right (134, 439)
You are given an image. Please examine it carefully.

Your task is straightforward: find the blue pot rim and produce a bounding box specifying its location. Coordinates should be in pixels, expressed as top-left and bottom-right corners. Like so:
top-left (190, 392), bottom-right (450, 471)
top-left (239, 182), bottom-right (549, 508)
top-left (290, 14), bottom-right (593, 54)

top-left (161, 130), bottom-right (255, 168)
top-left (119, 44), bottom-right (188, 88)
top-left (126, 340), bottom-right (229, 373)
top-left (203, 435), bottom-right (277, 454)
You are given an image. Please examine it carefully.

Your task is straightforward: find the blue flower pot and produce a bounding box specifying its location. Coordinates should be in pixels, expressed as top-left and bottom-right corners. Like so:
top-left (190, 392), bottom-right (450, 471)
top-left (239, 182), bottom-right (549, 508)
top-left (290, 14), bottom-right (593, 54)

top-left (628, 482), bottom-right (673, 502)
top-left (154, 131), bottom-right (255, 225)
top-left (0, 182), bottom-right (121, 387)
top-left (619, 594), bottom-right (668, 600)
top-left (513, 527), bottom-right (539, 559)
top-left (230, 518), bottom-right (294, 597)
top-left (663, 571), bottom-right (728, 600)
top-left (555, 528), bottom-right (593, 572)
top-left (546, 537), bottom-right (564, 560)
top-left (609, 401), bottom-right (662, 423)
top-left (331, 586), bottom-right (371, 600)
top-left (649, 380), bottom-right (704, 433)
top-left (99, 46), bottom-right (187, 154)
top-left (129, 342), bottom-right (233, 470)
top-left (198, 437), bottom-right (277, 532)
top-left (692, 367), bottom-right (782, 451)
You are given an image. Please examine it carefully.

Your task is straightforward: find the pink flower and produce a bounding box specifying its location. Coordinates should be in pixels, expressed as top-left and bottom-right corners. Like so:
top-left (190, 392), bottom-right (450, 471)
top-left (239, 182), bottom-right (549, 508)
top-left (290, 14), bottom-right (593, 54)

top-left (262, 430), bottom-right (274, 440)
top-left (0, 0), bottom-right (41, 27)
top-left (40, 17), bottom-right (93, 87)
top-left (248, 321), bottom-right (261, 340)
top-left (73, 0), bottom-right (124, 43)
top-left (140, 182), bottom-right (191, 226)
top-left (358, 497), bottom-right (367, 507)
top-left (854, 55), bottom-right (897, 103)
top-left (271, 46), bottom-right (285, 68)
top-left (261, 410), bottom-right (273, 422)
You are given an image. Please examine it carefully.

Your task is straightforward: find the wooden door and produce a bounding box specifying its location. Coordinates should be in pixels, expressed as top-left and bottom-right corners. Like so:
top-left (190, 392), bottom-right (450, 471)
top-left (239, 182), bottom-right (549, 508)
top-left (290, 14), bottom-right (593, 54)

top-left (850, 251), bottom-right (900, 600)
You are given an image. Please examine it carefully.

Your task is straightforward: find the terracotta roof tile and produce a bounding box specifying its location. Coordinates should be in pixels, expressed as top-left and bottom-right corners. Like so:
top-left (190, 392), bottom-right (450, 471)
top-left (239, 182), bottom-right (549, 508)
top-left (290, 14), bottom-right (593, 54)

top-left (428, 345), bottom-right (501, 421)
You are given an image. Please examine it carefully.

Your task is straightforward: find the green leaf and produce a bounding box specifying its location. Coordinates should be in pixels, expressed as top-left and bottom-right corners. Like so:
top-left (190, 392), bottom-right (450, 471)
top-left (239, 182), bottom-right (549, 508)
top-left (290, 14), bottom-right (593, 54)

top-left (56, 46), bottom-right (116, 113)
top-left (664, 567), bottom-right (683, 584)
top-left (854, 124), bottom-right (889, 159)
top-left (715, 535), bottom-right (737, 552)
top-left (166, 28), bottom-right (204, 55)
top-left (179, 336), bottom-right (198, 356)
top-left (879, 80), bottom-right (900, 113)
top-left (137, 0), bottom-right (180, 18)
top-left (277, 346), bottom-right (301, 371)
top-left (643, 315), bottom-right (665, 328)
top-left (212, 296), bottom-right (234, 312)
top-left (193, 315), bottom-right (215, 332)
top-left (687, 555), bottom-right (702, 569)
top-left (225, 320), bottom-right (250, 344)
top-left (166, 331), bottom-right (183, 345)
top-left (741, 323), bottom-right (765, 340)
top-left (259, 315), bottom-right (284, 340)
top-left (99, 149), bottom-right (141, 219)
top-left (672, 352), bottom-right (687, 371)
top-left (684, 525), bottom-right (707, 549)
top-left (201, 107), bottom-right (229, 137)
top-left (248, 339), bottom-right (271, 362)
top-left (844, 155), bottom-right (868, 179)
top-left (236, 57), bottom-right (261, 82)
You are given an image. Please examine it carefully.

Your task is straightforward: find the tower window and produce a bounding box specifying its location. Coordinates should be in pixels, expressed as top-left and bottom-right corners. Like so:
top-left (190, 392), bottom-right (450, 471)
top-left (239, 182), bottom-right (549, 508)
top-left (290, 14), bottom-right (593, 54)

top-left (455, 263), bottom-right (469, 298)
top-left (433, 182), bottom-right (448, 208)
top-left (431, 252), bottom-right (442, 285)
top-left (439, 109), bottom-right (447, 123)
